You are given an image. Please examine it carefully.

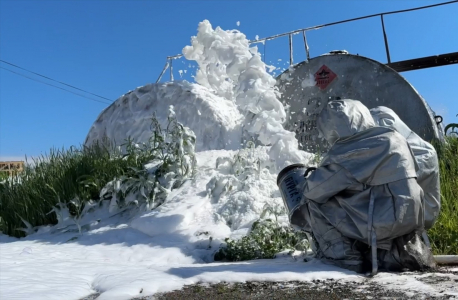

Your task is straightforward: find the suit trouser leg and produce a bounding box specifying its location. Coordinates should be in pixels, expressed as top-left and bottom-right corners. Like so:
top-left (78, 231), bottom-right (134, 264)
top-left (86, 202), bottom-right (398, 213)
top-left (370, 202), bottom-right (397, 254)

top-left (308, 201), bottom-right (365, 272)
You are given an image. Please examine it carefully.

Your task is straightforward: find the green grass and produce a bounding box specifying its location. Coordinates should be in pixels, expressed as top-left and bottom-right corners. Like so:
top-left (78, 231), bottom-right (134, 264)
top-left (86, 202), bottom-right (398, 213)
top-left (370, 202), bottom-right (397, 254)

top-left (0, 172), bottom-right (9, 182)
top-left (429, 136), bottom-right (458, 255)
top-left (0, 114), bottom-right (196, 238)
top-left (0, 142), bottom-right (155, 237)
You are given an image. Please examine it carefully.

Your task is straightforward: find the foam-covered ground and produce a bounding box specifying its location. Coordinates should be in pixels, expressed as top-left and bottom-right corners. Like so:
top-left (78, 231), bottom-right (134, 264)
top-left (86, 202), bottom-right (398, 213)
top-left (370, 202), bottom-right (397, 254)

top-left (1, 150), bottom-right (457, 300)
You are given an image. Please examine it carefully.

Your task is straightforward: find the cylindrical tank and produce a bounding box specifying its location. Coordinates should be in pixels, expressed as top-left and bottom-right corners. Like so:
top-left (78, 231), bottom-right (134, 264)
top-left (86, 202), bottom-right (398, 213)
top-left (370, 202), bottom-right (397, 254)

top-left (276, 52), bottom-right (444, 153)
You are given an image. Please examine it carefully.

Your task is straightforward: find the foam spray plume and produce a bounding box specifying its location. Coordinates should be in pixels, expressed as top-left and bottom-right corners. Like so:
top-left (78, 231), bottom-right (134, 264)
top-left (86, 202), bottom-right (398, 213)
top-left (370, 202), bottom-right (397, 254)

top-left (183, 20), bottom-right (312, 170)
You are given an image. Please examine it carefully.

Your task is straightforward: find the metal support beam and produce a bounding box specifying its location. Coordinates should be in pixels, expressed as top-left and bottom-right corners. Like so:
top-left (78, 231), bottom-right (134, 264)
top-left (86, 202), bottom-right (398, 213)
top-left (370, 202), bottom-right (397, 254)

top-left (170, 58), bottom-right (174, 81)
top-left (289, 34), bottom-right (293, 65)
top-left (302, 31), bottom-right (310, 60)
top-left (263, 41), bottom-right (266, 62)
top-left (156, 60), bottom-right (170, 83)
top-left (386, 52), bottom-right (458, 72)
top-left (381, 15), bottom-right (391, 64)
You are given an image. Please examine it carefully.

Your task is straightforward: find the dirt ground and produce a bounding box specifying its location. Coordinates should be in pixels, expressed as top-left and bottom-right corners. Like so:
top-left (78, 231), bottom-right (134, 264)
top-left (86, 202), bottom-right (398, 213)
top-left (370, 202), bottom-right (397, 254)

top-left (81, 266), bottom-right (458, 300)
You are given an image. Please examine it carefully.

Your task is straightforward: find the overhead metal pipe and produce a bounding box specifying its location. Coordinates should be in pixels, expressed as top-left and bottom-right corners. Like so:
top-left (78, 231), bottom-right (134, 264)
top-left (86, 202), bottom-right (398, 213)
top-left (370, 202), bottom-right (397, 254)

top-left (250, 0), bottom-right (458, 44)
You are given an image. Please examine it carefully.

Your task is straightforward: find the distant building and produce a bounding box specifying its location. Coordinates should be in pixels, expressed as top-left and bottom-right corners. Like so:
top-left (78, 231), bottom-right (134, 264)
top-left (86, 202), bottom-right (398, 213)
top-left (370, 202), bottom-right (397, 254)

top-left (0, 161), bottom-right (24, 176)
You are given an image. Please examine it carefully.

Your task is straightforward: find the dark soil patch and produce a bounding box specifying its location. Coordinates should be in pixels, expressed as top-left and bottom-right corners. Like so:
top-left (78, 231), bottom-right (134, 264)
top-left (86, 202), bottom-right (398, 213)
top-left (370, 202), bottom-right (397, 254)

top-left (142, 279), bottom-right (452, 300)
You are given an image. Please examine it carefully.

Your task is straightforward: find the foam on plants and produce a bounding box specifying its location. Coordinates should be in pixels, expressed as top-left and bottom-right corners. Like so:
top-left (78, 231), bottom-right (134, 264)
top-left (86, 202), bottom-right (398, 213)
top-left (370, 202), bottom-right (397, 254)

top-left (206, 144), bottom-right (287, 232)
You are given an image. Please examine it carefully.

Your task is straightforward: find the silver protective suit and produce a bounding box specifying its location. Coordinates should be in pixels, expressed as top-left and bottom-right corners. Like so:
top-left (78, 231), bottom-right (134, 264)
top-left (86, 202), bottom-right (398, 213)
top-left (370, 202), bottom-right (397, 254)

top-left (370, 106), bottom-right (440, 229)
top-left (296, 99), bottom-right (433, 273)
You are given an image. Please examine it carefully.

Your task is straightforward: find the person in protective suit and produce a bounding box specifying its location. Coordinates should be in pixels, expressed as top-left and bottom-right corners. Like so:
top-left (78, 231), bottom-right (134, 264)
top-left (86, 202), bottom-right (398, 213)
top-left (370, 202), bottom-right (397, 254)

top-left (294, 99), bottom-right (435, 274)
top-left (370, 106), bottom-right (440, 230)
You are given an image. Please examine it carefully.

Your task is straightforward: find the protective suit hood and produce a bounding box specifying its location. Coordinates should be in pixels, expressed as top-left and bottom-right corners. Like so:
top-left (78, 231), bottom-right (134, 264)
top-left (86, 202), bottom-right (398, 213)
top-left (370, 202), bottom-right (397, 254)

top-left (317, 99), bottom-right (375, 145)
top-left (370, 106), bottom-right (421, 143)
top-left (317, 100), bottom-right (417, 185)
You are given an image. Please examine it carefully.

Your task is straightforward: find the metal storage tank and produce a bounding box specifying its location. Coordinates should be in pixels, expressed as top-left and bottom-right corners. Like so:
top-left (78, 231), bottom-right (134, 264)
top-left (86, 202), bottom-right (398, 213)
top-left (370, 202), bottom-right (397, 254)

top-left (276, 52), bottom-right (444, 152)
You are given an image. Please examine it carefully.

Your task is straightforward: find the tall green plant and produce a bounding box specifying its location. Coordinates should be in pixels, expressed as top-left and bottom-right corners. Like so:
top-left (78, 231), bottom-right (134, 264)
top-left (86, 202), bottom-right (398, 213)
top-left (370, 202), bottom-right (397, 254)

top-left (429, 136), bottom-right (458, 254)
top-left (99, 111), bottom-right (197, 211)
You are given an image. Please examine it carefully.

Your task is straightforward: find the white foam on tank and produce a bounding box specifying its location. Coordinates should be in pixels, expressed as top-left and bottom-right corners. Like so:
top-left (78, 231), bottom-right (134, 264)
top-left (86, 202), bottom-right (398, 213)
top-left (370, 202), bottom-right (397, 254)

top-left (85, 81), bottom-right (243, 152)
top-left (301, 73), bottom-right (315, 88)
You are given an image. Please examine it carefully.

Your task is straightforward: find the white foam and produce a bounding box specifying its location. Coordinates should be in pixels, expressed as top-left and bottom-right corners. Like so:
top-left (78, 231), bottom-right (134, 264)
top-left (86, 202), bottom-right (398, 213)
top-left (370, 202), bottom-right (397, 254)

top-left (183, 20), bottom-right (311, 170)
top-left (85, 81), bottom-right (243, 152)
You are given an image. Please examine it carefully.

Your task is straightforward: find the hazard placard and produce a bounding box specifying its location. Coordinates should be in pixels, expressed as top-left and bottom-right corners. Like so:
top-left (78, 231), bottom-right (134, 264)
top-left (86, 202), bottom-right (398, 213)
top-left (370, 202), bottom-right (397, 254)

top-left (314, 65), bottom-right (337, 90)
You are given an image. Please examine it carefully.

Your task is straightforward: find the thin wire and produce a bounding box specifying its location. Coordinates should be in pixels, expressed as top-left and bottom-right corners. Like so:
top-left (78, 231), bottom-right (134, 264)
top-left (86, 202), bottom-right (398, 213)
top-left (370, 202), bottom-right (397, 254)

top-left (0, 66), bottom-right (112, 105)
top-left (0, 59), bottom-right (113, 102)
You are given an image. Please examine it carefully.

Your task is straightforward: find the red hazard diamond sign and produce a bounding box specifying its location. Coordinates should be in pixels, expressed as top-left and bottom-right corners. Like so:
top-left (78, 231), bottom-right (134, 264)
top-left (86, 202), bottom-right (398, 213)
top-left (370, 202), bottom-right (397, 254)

top-left (314, 65), bottom-right (337, 90)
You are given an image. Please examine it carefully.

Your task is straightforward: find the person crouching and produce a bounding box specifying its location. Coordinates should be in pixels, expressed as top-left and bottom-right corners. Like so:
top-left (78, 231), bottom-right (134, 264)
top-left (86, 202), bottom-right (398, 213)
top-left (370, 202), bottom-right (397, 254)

top-left (290, 99), bottom-right (435, 274)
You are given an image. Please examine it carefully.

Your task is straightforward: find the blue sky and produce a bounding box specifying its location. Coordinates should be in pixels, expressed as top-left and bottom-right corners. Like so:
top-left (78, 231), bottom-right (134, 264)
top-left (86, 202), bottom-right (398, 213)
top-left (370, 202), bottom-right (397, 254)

top-left (1, 0), bottom-right (457, 160)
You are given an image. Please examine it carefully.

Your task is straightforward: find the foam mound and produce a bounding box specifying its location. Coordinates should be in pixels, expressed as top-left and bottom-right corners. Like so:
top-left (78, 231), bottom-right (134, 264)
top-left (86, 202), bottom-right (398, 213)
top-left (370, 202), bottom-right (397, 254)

top-left (84, 80), bottom-right (243, 152)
